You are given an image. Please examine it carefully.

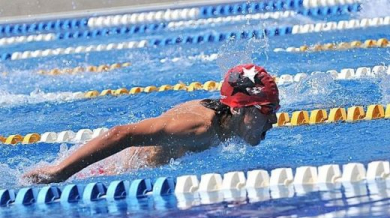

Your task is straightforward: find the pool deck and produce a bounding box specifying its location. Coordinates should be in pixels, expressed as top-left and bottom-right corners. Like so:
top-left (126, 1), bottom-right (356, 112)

top-left (0, 0), bottom-right (241, 23)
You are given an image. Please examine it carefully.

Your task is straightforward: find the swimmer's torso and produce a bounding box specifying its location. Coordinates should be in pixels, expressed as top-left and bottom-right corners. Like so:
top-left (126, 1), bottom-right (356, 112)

top-left (149, 100), bottom-right (220, 150)
top-left (124, 100), bottom-right (221, 168)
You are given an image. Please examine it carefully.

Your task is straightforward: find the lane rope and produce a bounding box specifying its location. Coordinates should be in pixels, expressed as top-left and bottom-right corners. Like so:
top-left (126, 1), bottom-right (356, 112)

top-left (0, 33), bottom-right (56, 46)
top-left (0, 159), bottom-right (387, 208)
top-left (303, 0), bottom-right (360, 8)
top-left (166, 11), bottom-right (296, 30)
top-left (0, 64), bottom-right (388, 106)
top-left (35, 62), bottom-right (131, 76)
top-left (276, 65), bottom-right (389, 84)
top-left (274, 38), bottom-right (390, 53)
top-left (290, 16), bottom-right (390, 35)
top-left (7, 40), bottom-right (147, 61)
top-left (1, 103), bottom-right (389, 145)
top-left (87, 8), bottom-right (199, 28)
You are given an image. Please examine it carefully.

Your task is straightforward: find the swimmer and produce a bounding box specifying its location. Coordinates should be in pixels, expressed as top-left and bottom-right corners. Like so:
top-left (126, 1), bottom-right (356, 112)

top-left (24, 64), bottom-right (280, 184)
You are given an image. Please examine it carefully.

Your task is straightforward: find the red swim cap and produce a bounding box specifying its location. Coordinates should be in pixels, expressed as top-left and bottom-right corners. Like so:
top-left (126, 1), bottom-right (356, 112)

top-left (220, 64), bottom-right (280, 110)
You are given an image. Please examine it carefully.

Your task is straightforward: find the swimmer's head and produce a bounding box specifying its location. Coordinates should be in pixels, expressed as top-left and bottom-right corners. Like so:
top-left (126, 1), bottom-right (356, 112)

top-left (220, 64), bottom-right (280, 145)
top-left (220, 64), bottom-right (280, 113)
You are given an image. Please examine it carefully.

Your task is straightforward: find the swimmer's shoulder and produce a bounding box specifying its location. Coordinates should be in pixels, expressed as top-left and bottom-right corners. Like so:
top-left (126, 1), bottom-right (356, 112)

top-left (159, 100), bottom-right (216, 131)
top-left (164, 99), bottom-right (211, 112)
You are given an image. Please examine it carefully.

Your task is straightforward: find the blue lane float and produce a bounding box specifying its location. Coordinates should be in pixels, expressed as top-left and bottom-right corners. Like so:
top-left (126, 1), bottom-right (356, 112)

top-left (297, 3), bottom-right (360, 16)
top-left (153, 177), bottom-right (175, 196)
top-left (0, 178), bottom-right (176, 208)
top-left (82, 182), bottom-right (107, 202)
top-left (106, 180), bottom-right (130, 200)
top-left (129, 179), bottom-right (153, 198)
top-left (0, 189), bottom-right (16, 206)
top-left (199, 0), bottom-right (303, 17)
top-left (14, 187), bottom-right (38, 205)
top-left (55, 23), bottom-right (166, 40)
top-left (60, 184), bottom-right (84, 203)
top-left (198, 1), bottom-right (359, 18)
top-left (0, 18), bottom-right (88, 37)
top-left (149, 27), bottom-right (292, 47)
top-left (37, 186), bottom-right (61, 204)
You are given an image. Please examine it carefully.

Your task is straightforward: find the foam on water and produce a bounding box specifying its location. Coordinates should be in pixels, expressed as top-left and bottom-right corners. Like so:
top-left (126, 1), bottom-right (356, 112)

top-left (379, 74), bottom-right (390, 104)
top-left (20, 141), bottom-right (162, 186)
top-left (358, 0), bottom-right (390, 18)
top-left (279, 72), bottom-right (340, 109)
top-left (160, 53), bottom-right (219, 64)
top-left (0, 89), bottom-right (84, 108)
top-left (0, 164), bottom-right (22, 188)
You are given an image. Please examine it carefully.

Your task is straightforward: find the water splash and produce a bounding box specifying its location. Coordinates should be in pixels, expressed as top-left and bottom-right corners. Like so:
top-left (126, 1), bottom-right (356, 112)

top-left (0, 88), bottom-right (84, 108)
top-left (0, 164), bottom-right (23, 188)
top-left (378, 74), bottom-right (390, 104)
top-left (358, 0), bottom-right (390, 18)
top-left (217, 35), bottom-right (270, 76)
top-left (160, 53), bottom-right (219, 64)
top-left (279, 72), bottom-right (344, 109)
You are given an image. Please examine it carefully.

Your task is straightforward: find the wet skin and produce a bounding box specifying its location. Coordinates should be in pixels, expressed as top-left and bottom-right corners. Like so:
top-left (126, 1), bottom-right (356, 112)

top-left (23, 100), bottom-right (277, 184)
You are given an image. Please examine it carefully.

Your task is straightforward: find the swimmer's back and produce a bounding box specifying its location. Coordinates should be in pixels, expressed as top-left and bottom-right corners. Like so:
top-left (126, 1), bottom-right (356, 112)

top-left (155, 100), bottom-right (220, 150)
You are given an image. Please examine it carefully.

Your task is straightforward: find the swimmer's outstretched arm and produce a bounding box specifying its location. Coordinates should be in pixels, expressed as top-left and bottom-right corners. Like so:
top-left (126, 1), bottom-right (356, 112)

top-left (24, 117), bottom-right (171, 183)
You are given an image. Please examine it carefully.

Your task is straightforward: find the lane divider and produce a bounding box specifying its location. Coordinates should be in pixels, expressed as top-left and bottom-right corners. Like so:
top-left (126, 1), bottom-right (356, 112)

top-left (0, 64), bottom-right (388, 107)
top-left (0, 64), bottom-right (387, 107)
top-left (0, 160), bottom-right (387, 207)
top-left (198, 1), bottom-right (359, 18)
top-left (167, 11), bottom-right (296, 30)
top-left (1, 128), bottom-right (109, 145)
top-left (0, 33), bottom-right (56, 46)
top-left (35, 62), bottom-right (131, 76)
top-left (0, 24), bottom-right (166, 46)
top-left (176, 160), bottom-right (389, 206)
top-left (276, 65), bottom-right (389, 84)
top-left (275, 104), bottom-right (390, 127)
top-left (274, 38), bottom-right (390, 52)
top-left (6, 40), bottom-right (147, 61)
top-left (291, 16), bottom-right (390, 34)
top-left (303, 0), bottom-right (360, 8)
top-left (88, 8), bottom-right (199, 28)
top-left (2, 103), bottom-right (390, 145)
top-left (0, 18), bottom-right (88, 37)
top-left (0, 80), bottom-right (222, 108)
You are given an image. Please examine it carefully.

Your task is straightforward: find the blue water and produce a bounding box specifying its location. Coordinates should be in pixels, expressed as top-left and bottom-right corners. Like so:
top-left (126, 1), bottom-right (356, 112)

top-left (1, 1), bottom-right (390, 217)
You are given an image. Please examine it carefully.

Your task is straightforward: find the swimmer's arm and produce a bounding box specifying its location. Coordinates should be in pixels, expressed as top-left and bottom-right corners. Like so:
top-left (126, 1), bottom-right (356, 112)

top-left (55, 117), bottom-right (170, 180)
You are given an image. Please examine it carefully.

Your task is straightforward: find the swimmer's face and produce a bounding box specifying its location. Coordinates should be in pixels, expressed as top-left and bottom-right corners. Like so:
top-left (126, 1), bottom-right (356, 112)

top-left (235, 106), bottom-right (277, 146)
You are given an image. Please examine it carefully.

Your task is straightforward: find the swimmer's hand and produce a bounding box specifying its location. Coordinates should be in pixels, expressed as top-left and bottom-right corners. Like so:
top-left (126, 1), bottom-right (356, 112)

top-left (23, 166), bottom-right (66, 184)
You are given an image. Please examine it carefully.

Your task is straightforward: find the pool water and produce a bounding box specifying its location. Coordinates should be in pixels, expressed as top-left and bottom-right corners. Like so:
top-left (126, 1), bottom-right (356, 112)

top-left (1, 0), bottom-right (390, 217)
